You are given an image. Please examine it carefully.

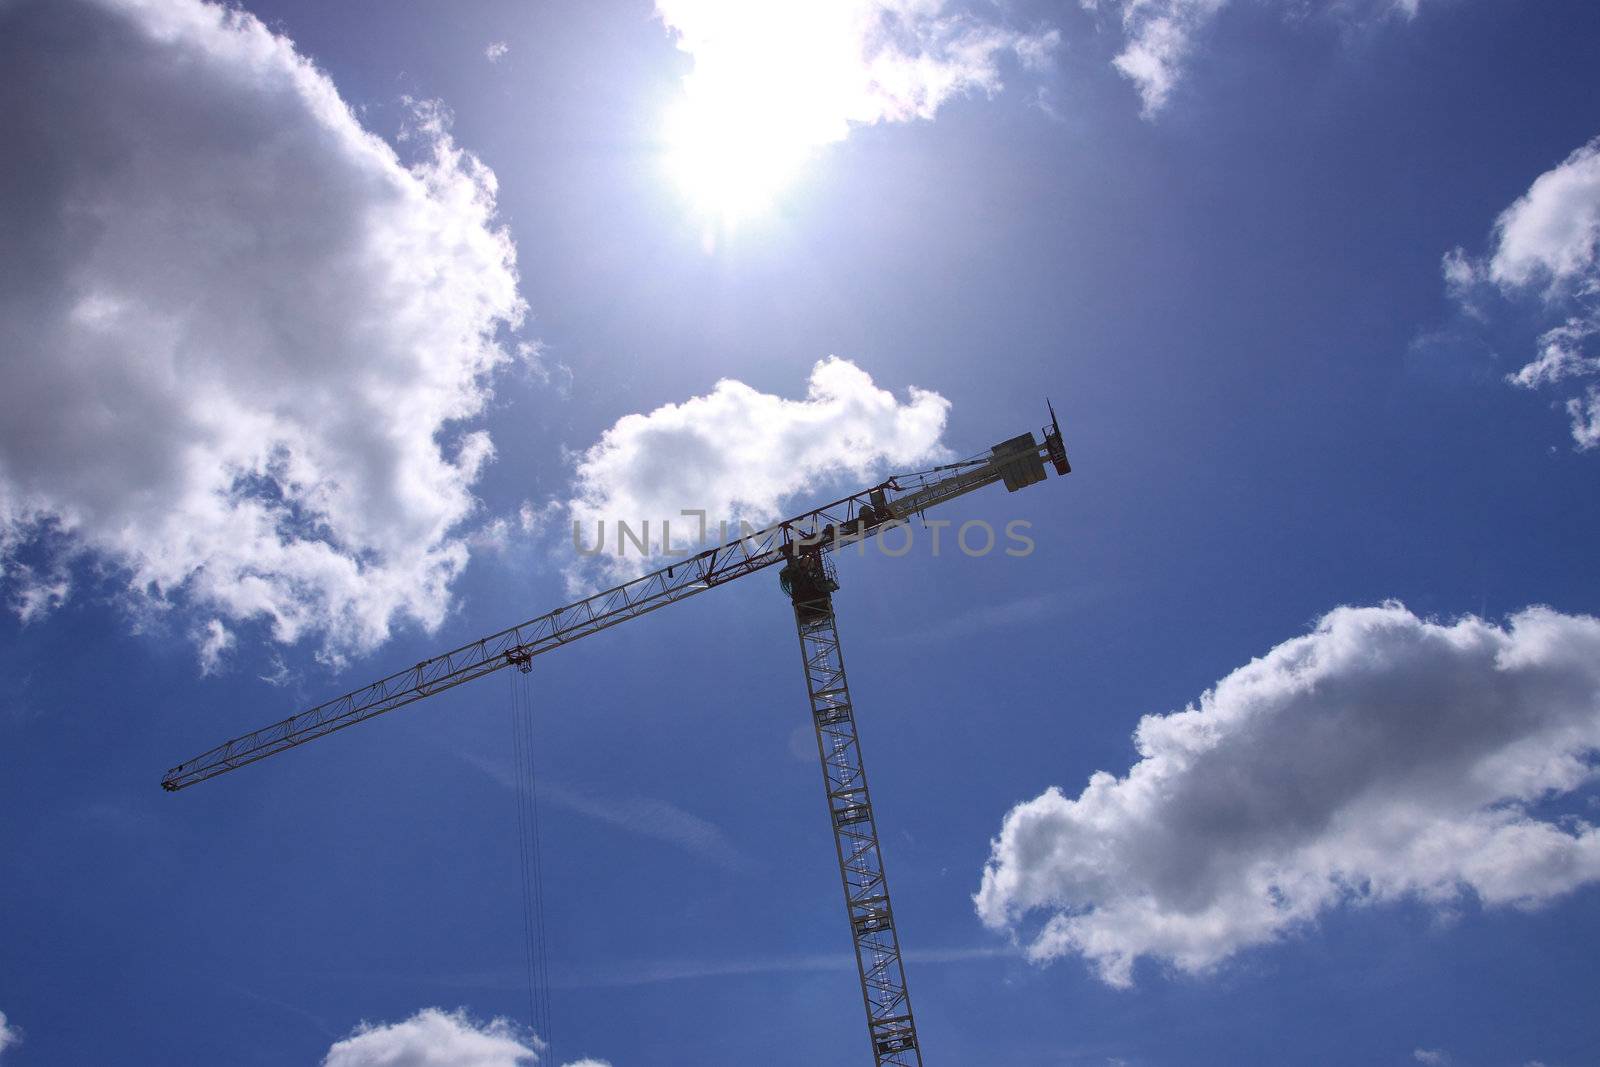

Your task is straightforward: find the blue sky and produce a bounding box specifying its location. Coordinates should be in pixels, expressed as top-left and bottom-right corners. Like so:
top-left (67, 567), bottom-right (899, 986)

top-left (3, 1), bottom-right (1600, 1065)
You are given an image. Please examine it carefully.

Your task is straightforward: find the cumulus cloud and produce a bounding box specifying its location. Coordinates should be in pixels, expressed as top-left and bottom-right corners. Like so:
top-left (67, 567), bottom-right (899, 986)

top-left (1444, 137), bottom-right (1600, 449)
top-left (0, 1010), bottom-right (18, 1056)
top-left (485, 41), bottom-right (510, 62)
top-left (1484, 137), bottom-right (1600, 294)
top-left (0, 0), bottom-right (529, 662)
top-left (565, 357), bottom-right (949, 585)
top-left (1088, 0), bottom-right (1423, 116)
top-left (323, 1009), bottom-right (534, 1066)
top-left (322, 1008), bottom-right (607, 1067)
top-left (976, 603), bottom-right (1600, 987)
top-left (656, 0), bottom-right (1057, 217)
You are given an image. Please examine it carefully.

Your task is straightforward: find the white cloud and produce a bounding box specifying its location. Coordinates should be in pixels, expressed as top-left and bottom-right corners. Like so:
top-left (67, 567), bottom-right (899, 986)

top-left (1100, 0), bottom-right (1226, 116)
top-left (321, 1008), bottom-right (605, 1067)
top-left (1567, 385), bottom-right (1600, 451)
top-left (1486, 138), bottom-right (1600, 294)
top-left (1413, 1050), bottom-right (1451, 1066)
top-left (1091, 0), bottom-right (1423, 116)
top-left (485, 40), bottom-right (510, 62)
top-left (0, 0), bottom-right (530, 662)
top-left (1506, 319), bottom-right (1600, 390)
top-left (976, 603), bottom-right (1600, 988)
top-left (1440, 246), bottom-right (1482, 301)
top-left (655, 0), bottom-right (1057, 218)
top-left (323, 1009), bottom-right (535, 1067)
top-left (1446, 136), bottom-right (1600, 450)
top-left (258, 653), bottom-right (295, 688)
top-left (518, 499), bottom-right (561, 537)
top-left (517, 341), bottom-right (573, 397)
top-left (7, 562), bottom-right (70, 624)
top-left (467, 517), bottom-right (517, 554)
top-left (0, 1010), bottom-right (18, 1056)
top-left (565, 357), bottom-right (949, 585)
top-left (194, 618), bottom-right (235, 676)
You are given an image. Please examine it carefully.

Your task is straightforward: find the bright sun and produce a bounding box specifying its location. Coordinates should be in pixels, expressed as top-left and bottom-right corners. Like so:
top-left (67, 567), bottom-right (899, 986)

top-left (657, 3), bottom-right (875, 228)
top-left (663, 93), bottom-right (815, 227)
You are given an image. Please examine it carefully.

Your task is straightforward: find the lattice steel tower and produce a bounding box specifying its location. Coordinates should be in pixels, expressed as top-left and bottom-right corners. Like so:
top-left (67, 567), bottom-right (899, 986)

top-left (785, 548), bottom-right (920, 1065)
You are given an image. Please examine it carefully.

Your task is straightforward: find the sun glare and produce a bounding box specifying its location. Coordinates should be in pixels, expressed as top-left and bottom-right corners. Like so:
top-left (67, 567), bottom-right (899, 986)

top-left (655, 0), bottom-right (1046, 232)
top-left (657, 3), bottom-right (873, 229)
top-left (663, 93), bottom-right (815, 227)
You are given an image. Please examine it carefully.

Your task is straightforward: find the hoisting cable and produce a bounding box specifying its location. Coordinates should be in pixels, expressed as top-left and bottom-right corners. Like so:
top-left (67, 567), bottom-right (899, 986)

top-left (508, 666), bottom-right (555, 1056)
top-left (892, 452), bottom-right (990, 482)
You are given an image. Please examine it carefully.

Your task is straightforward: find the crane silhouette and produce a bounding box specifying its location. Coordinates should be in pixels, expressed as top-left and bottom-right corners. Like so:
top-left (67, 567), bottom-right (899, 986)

top-left (164, 405), bottom-right (1071, 1066)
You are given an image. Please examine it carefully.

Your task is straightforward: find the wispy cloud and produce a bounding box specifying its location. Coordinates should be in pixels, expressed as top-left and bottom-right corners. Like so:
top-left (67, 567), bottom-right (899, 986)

top-left (890, 592), bottom-right (1061, 645)
top-left (194, 618), bottom-right (235, 676)
top-left (221, 977), bottom-right (336, 1040)
top-left (544, 783), bottom-right (748, 872)
top-left (460, 750), bottom-right (748, 871)
top-left (340, 944), bottom-right (1011, 992)
top-left (1088, 0), bottom-right (1427, 117)
top-left (550, 944), bottom-right (1009, 989)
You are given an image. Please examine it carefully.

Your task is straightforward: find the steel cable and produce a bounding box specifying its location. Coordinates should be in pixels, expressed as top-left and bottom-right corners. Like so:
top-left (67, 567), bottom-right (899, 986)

top-left (508, 669), bottom-right (554, 1055)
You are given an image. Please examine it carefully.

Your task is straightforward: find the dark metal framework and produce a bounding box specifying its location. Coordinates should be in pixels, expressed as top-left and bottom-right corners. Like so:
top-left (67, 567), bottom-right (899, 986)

top-left (161, 422), bottom-right (1065, 793)
top-left (163, 483), bottom-right (898, 791)
top-left (161, 407), bottom-right (1071, 1066)
top-left (788, 553), bottom-right (922, 1067)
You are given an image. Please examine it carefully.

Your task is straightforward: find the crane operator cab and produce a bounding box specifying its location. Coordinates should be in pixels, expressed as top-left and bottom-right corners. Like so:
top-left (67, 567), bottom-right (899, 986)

top-left (779, 545), bottom-right (839, 623)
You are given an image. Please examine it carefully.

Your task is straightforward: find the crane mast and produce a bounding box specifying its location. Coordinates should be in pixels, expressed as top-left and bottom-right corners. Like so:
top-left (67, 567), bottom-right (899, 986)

top-left (162, 406), bottom-right (1071, 1066)
top-left (784, 548), bottom-right (919, 1064)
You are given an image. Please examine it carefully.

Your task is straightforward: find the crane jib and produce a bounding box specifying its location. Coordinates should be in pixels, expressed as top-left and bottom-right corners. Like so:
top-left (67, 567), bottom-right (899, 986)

top-left (160, 419), bottom-right (1069, 793)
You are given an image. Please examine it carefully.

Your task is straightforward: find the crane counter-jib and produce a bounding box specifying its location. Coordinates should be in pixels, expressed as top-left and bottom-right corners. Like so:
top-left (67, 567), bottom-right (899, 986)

top-left (160, 414), bottom-right (1069, 792)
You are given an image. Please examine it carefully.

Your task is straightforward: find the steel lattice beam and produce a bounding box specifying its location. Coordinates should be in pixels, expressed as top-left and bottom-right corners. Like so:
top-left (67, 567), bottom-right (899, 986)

top-left (790, 577), bottom-right (922, 1067)
top-left (162, 483), bottom-right (901, 790)
top-left (164, 421), bottom-right (1066, 793)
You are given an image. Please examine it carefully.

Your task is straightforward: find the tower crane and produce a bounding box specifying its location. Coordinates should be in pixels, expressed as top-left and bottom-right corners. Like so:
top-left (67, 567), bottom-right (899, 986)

top-left (163, 404), bottom-right (1071, 1067)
